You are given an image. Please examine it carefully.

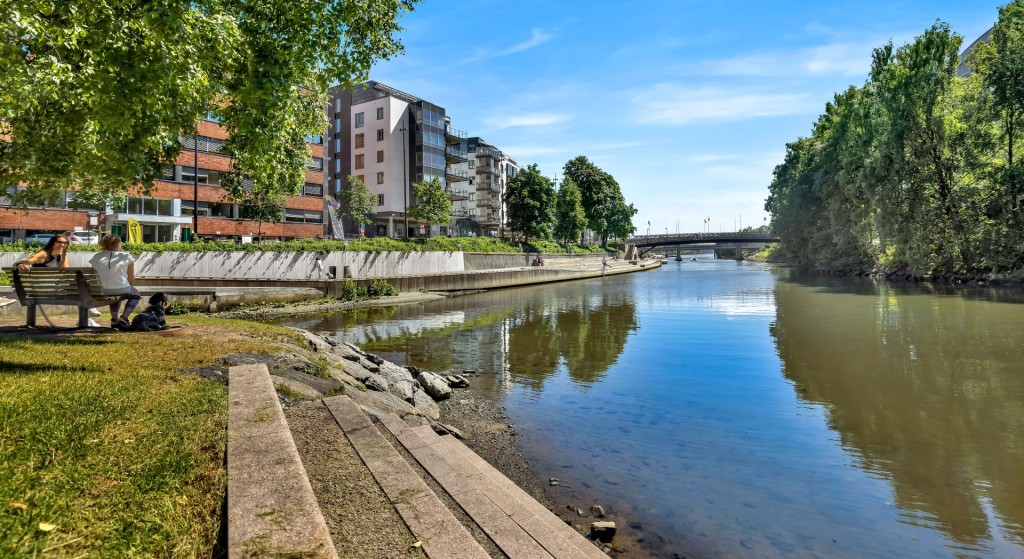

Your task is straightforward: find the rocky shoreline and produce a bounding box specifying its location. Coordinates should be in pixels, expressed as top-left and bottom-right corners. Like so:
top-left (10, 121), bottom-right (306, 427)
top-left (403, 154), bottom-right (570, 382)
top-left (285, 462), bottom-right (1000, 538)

top-left (204, 327), bottom-right (653, 557)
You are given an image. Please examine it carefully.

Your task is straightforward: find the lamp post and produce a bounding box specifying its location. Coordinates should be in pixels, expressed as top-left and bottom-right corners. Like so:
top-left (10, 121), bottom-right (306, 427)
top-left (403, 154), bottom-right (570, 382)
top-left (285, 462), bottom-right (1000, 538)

top-left (400, 121), bottom-right (408, 239)
top-left (192, 129), bottom-right (199, 241)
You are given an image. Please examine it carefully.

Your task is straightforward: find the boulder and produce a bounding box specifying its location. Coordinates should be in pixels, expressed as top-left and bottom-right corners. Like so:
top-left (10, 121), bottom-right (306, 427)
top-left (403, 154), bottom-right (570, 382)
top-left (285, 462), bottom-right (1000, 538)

top-left (417, 371), bottom-right (453, 401)
top-left (437, 423), bottom-right (466, 439)
top-left (589, 521), bottom-right (616, 543)
top-left (412, 389), bottom-right (440, 420)
top-left (363, 373), bottom-right (389, 393)
top-left (445, 374), bottom-right (469, 388)
top-left (297, 330), bottom-right (334, 354)
top-left (377, 362), bottom-right (416, 386)
top-left (590, 505), bottom-right (605, 517)
top-left (406, 364), bottom-right (422, 375)
top-left (365, 353), bottom-right (385, 366)
top-left (390, 380), bottom-right (417, 403)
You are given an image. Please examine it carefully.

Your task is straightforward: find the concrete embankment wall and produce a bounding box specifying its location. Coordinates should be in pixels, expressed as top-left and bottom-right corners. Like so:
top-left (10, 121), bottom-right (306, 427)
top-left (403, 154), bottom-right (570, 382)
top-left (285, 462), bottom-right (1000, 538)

top-left (1, 250), bottom-right (609, 279)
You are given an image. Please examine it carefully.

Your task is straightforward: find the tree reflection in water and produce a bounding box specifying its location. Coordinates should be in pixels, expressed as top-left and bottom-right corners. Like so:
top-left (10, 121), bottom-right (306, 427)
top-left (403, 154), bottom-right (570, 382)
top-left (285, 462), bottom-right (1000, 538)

top-left (771, 277), bottom-right (1024, 552)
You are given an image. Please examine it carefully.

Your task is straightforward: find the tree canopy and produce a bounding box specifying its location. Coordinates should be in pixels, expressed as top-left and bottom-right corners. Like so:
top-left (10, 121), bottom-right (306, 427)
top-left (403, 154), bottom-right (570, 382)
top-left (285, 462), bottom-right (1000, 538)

top-left (408, 177), bottom-right (451, 234)
top-left (505, 164), bottom-right (556, 243)
top-left (553, 176), bottom-right (587, 249)
top-left (337, 175), bottom-right (377, 233)
top-left (766, 7), bottom-right (1024, 276)
top-left (562, 155), bottom-right (634, 245)
top-left (0, 0), bottom-right (416, 207)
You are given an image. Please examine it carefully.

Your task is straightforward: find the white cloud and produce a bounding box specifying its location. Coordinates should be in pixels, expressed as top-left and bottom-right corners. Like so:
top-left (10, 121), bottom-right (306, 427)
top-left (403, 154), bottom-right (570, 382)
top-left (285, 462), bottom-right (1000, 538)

top-left (483, 113), bottom-right (570, 129)
top-left (634, 85), bottom-right (813, 125)
top-left (460, 28), bottom-right (553, 64)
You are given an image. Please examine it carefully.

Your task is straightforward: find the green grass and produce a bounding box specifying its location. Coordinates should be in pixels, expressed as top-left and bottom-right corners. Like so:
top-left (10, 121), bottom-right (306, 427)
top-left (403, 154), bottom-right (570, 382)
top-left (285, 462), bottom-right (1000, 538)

top-left (0, 316), bottom-right (297, 557)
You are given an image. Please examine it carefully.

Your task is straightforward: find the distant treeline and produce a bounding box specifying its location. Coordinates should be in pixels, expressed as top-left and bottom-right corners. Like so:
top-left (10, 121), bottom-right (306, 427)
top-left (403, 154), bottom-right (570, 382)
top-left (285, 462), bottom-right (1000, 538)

top-left (766, 2), bottom-right (1024, 278)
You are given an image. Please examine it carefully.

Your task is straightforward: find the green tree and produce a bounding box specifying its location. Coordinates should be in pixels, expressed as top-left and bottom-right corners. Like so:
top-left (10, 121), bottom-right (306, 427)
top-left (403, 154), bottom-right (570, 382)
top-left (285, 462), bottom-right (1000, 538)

top-left (338, 175), bottom-right (377, 235)
top-left (0, 0), bottom-right (416, 206)
top-left (505, 164), bottom-right (556, 243)
top-left (606, 195), bottom-right (638, 242)
top-left (408, 177), bottom-right (450, 235)
top-left (552, 177), bottom-right (587, 250)
top-left (563, 156), bottom-right (612, 241)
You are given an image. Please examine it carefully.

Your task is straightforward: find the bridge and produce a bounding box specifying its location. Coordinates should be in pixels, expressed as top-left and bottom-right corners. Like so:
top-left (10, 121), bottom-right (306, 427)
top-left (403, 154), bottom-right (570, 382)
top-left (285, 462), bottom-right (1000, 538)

top-left (621, 232), bottom-right (780, 259)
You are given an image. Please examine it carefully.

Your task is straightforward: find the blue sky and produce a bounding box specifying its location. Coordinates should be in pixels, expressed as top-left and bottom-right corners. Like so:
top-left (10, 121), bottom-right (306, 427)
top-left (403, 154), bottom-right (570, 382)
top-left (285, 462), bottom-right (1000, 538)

top-left (369, 1), bottom-right (997, 235)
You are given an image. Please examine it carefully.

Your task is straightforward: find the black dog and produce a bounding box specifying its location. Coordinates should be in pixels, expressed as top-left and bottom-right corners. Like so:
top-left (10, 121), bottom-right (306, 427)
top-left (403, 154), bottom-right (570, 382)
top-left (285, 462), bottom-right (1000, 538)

top-left (131, 293), bottom-right (169, 332)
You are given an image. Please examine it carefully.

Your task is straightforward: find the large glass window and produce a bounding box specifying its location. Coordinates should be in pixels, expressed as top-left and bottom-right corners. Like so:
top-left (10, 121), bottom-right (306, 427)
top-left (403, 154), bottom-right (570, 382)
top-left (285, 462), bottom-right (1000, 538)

top-left (181, 201), bottom-right (210, 216)
top-left (125, 196), bottom-right (175, 216)
top-left (303, 183), bottom-right (323, 197)
top-left (284, 209), bottom-right (323, 223)
top-left (180, 167), bottom-right (223, 185)
top-left (307, 157), bottom-right (324, 171)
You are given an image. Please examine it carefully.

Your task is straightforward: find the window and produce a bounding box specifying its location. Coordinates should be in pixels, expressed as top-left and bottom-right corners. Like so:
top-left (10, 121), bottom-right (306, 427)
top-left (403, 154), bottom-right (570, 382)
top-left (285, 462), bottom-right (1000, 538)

top-left (125, 196), bottom-right (175, 216)
top-left (354, 154), bottom-right (364, 170)
top-left (181, 201), bottom-right (210, 217)
top-left (376, 129), bottom-right (384, 142)
top-left (376, 150), bottom-right (384, 163)
top-left (284, 209), bottom-right (324, 223)
top-left (355, 112), bottom-right (365, 128)
top-left (356, 175), bottom-right (365, 185)
top-left (180, 167), bottom-right (223, 186)
top-left (469, 192), bottom-right (475, 201)
top-left (307, 157), bottom-right (324, 171)
top-left (355, 133), bottom-right (364, 149)
top-left (160, 167), bottom-right (175, 181)
top-left (376, 107), bottom-right (384, 120)
top-left (303, 182), bottom-right (324, 197)
top-left (377, 194), bottom-right (384, 206)
top-left (468, 161), bottom-right (475, 169)
top-left (376, 172), bottom-right (384, 185)
top-left (305, 134), bottom-right (323, 144)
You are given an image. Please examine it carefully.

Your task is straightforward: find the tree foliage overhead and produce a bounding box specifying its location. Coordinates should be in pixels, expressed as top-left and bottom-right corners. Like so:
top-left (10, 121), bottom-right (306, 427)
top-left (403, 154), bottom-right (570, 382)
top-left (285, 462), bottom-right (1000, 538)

top-left (562, 155), bottom-right (635, 245)
top-left (0, 0), bottom-right (416, 207)
top-left (766, 5), bottom-right (1024, 276)
top-left (504, 164), bottom-right (556, 243)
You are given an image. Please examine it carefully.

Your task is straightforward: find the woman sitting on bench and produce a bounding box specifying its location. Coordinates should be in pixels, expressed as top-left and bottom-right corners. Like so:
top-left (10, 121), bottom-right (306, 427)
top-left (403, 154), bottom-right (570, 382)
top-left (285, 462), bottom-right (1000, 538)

top-left (90, 235), bottom-right (142, 330)
top-left (15, 234), bottom-right (69, 271)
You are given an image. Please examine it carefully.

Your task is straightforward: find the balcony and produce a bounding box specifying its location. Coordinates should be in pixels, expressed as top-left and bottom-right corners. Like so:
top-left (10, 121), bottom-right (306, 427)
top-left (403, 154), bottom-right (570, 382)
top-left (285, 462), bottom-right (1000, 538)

top-left (475, 181), bottom-right (500, 193)
top-left (445, 126), bottom-right (467, 143)
top-left (450, 208), bottom-right (468, 217)
top-left (476, 147), bottom-right (501, 160)
top-left (477, 196), bottom-right (499, 209)
top-left (445, 167), bottom-right (469, 181)
top-left (445, 145), bottom-right (468, 163)
top-left (446, 188), bottom-right (469, 201)
top-left (474, 214), bottom-right (500, 225)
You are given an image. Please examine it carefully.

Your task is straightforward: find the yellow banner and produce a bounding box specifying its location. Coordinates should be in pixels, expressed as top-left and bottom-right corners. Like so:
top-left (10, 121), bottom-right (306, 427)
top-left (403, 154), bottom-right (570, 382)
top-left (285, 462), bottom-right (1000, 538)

top-left (127, 219), bottom-right (142, 244)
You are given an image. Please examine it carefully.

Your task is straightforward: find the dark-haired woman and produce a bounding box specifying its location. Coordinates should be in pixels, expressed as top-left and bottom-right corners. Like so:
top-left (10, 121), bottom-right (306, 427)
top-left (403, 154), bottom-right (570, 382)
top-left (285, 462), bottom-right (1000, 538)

top-left (15, 234), bottom-right (69, 272)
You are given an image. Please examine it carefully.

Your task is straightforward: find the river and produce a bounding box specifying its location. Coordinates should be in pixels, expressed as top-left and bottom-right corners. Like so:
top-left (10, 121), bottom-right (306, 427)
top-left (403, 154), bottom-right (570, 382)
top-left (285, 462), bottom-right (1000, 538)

top-left (275, 254), bottom-right (1024, 558)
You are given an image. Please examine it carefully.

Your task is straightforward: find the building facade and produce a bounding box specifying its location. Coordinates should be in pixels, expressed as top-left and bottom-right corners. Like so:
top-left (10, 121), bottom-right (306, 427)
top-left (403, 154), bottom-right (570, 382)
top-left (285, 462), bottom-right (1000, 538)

top-left (0, 118), bottom-right (326, 243)
top-left (327, 81), bottom-right (519, 238)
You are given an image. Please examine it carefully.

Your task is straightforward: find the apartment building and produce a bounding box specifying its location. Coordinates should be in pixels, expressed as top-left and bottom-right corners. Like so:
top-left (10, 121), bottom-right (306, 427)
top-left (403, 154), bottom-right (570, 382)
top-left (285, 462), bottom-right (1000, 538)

top-left (0, 118), bottom-right (326, 243)
top-left (328, 81), bottom-right (519, 238)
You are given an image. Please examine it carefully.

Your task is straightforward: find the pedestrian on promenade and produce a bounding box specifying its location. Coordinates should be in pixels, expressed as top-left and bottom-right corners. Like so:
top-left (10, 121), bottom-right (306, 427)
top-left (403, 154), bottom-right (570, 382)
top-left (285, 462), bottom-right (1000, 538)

top-left (313, 253), bottom-right (333, 279)
top-left (602, 256), bottom-right (608, 275)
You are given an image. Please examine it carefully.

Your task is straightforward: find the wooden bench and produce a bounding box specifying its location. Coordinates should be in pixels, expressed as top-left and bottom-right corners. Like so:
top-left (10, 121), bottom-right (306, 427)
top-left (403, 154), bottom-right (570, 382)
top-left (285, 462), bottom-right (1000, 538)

top-left (7, 267), bottom-right (129, 328)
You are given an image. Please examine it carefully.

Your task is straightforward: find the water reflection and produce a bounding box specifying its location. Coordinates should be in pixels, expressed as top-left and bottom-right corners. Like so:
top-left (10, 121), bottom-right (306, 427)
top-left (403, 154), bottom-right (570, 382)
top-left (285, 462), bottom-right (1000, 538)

top-left (772, 276), bottom-right (1024, 554)
top-left (286, 281), bottom-right (637, 393)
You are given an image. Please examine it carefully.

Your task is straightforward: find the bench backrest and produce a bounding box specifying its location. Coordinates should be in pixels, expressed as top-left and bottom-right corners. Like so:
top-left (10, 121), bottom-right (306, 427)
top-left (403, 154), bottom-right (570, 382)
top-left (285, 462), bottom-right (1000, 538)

top-left (8, 267), bottom-right (107, 303)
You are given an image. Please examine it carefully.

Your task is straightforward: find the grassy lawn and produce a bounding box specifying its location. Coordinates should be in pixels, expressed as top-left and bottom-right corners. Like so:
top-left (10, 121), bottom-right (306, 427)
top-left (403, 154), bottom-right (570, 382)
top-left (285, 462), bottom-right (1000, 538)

top-left (0, 317), bottom-right (297, 557)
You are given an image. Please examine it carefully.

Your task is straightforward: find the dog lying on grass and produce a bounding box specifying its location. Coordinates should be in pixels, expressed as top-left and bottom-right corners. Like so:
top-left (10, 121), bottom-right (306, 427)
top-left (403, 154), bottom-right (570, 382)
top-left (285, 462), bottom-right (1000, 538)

top-left (131, 293), bottom-right (169, 332)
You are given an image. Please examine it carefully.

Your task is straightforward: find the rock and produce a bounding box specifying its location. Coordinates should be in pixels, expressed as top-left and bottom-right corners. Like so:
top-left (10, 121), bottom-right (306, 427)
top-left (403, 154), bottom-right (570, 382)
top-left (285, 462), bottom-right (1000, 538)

top-left (567, 505), bottom-right (583, 516)
top-left (462, 369), bottom-right (476, 375)
top-left (271, 376), bottom-right (322, 399)
top-left (590, 521), bottom-right (616, 543)
top-left (412, 389), bottom-right (440, 420)
top-left (416, 371), bottom-right (453, 401)
top-left (439, 423), bottom-right (466, 439)
top-left (366, 365), bottom-right (380, 373)
top-left (343, 342), bottom-right (365, 356)
top-left (445, 374), bottom-right (469, 388)
top-left (296, 330), bottom-right (334, 354)
top-left (591, 505), bottom-right (605, 517)
top-left (365, 353), bottom-right (384, 366)
top-left (341, 354), bottom-right (361, 362)
top-left (549, 478), bottom-right (560, 486)
top-left (377, 362), bottom-right (416, 385)
top-left (390, 380), bottom-right (416, 403)
top-left (363, 373), bottom-right (389, 393)
top-left (406, 364), bottom-right (421, 375)
top-left (345, 385), bottom-right (416, 417)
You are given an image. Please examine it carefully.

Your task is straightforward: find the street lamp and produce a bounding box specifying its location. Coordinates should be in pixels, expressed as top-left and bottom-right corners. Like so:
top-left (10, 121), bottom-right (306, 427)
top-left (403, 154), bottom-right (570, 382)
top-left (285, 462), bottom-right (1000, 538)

top-left (399, 121), bottom-right (408, 239)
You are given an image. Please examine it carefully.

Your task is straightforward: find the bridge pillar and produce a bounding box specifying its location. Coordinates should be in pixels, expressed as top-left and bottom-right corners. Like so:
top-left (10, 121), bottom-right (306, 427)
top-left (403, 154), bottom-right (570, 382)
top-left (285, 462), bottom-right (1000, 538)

top-left (734, 243), bottom-right (744, 261)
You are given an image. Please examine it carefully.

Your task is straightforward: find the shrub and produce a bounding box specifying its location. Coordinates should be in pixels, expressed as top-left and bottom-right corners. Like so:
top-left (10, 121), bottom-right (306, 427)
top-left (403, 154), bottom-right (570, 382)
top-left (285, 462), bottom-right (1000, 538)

top-left (338, 279), bottom-right (364, 301)
top-left (367, 279), bottom-right (397, 297)
top-left (0, 271), bottom-right (9, 287)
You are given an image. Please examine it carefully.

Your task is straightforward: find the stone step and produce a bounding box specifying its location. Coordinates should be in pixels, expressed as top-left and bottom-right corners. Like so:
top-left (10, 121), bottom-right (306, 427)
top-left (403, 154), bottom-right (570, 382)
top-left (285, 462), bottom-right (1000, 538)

top-left (323, 395), bottom-right (490, 559)
top-left (380, 414), bottom-right (607, 559)
top-left (227, 364), bottom-right (338, 559)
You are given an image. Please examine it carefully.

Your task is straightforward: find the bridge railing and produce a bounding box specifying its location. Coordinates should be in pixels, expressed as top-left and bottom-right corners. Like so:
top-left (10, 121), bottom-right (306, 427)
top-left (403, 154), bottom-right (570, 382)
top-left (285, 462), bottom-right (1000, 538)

top-left (625, 232), bottom-right (779, 244)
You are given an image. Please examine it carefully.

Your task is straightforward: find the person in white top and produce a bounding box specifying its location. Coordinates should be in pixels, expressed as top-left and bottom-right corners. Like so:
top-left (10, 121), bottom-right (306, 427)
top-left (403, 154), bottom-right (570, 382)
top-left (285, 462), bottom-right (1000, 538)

top-left (90, 235), bottom-right (142, 330)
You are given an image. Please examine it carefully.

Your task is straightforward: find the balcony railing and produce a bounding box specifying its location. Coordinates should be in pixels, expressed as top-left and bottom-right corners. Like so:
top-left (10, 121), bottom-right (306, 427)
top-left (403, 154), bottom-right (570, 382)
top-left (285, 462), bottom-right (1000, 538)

top-left (475, 164), bottom-right (498, 176)
top-left (476, 147), bottom-right (501, 160)
top-left (450, 208), bottom-right (468, 217)
top-left (446, 188), bottom-right (469, 200)
top-left (445, 167), bottom-right (469, 181)
top-left (474, 214), bottom-right (499, 224)
top-left (445, 145), bottom-right (468, 162)
top-left (445, 126), bottom-right (467, 141)
top-left (477, 197), bottom-right (498, 209)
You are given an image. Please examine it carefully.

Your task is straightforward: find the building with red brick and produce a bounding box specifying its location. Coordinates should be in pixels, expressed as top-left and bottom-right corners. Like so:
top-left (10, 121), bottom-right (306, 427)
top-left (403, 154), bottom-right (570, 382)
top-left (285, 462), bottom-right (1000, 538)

top-left (0, 117), bottom-right (326, 243)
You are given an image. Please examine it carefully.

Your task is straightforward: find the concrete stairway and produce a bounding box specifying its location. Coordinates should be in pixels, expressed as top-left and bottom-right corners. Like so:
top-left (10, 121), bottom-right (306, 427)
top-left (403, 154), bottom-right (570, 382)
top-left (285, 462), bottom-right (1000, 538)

top-left (226, 365), bottom-right (607, 559)
top-left (325, 395), bottom-right (608, 559)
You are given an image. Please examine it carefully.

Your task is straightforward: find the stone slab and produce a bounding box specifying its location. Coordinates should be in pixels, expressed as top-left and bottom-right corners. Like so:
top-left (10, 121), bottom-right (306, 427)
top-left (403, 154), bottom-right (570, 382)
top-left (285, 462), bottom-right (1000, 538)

top-left (323, 396), bottom-right (489, 559)
top-left (227, 364), bottom-right (338, 559)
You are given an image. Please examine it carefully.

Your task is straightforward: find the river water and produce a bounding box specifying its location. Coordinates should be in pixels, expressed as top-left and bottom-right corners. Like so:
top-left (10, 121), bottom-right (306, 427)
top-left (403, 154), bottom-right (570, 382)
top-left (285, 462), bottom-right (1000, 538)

top-left (276, 255), bottom-right (1024, 558)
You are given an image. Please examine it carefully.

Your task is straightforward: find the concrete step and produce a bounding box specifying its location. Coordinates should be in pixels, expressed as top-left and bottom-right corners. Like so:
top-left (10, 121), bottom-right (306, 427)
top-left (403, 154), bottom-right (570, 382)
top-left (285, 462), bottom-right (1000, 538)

top-left (380, 414), bottom-right (607, 559)
top-left (227, 364), bottom-right (338, 559)
top-left (323, 395), bottom-right (490, 559)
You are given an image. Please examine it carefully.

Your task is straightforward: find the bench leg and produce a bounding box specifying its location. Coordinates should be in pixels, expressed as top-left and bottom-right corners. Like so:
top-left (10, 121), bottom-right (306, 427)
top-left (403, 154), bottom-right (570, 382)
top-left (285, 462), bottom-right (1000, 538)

top-left (26, 304), bottom-right (36, 327)
top-left (77, 306), bottom-right (89, 328)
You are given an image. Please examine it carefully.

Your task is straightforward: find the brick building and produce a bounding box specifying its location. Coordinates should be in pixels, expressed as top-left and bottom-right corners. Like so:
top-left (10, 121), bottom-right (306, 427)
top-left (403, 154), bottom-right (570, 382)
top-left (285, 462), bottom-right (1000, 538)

top-left (0, 117), bottom-right (326, 243)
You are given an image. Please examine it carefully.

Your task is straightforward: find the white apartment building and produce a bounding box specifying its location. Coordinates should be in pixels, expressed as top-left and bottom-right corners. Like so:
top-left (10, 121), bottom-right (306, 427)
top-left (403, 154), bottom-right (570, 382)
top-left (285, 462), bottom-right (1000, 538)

top-left (327, 81), bottom-right (519, 238)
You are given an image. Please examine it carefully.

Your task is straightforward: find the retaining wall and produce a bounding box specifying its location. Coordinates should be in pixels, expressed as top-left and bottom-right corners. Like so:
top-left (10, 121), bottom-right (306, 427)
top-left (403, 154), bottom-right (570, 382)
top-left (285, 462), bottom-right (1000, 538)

top-left (463, 252), bottom-right (607, 271)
